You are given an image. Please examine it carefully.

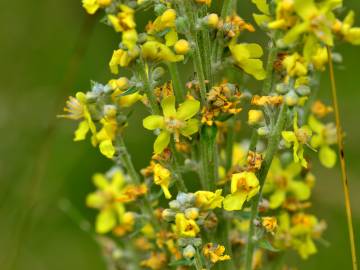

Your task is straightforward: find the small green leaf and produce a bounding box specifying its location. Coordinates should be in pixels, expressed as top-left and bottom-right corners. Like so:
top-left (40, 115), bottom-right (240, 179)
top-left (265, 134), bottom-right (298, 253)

top-left (258, 239), bottom-right (279, 252)
top-left (168, 259), bottom-right (193, 267)
top-left (119, 86), bottom-right (138, 96)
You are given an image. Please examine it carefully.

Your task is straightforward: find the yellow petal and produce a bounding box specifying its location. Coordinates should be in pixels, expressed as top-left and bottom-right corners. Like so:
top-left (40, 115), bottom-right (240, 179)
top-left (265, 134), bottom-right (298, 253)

top-left (154, 131), bottom-right (171, 154)
top-left (294, 0), bottom-right (317, 20)
top-left (143, 115), bottom-right (165, 130)
top-left (165, 29), bottom-right (178, 47)
top-left (319, 145), bottom-right (337, 168)
top-left (96, 208), bottom-right (116, 234)
top-left (161, 95), bottom-right (176, 117)
top-left (269, 190), bottom-right (286, 209)
top-left (93, 173), bottom-right (109, 189)
top-left (252, 0), bottom-right (270, 15)
top-left (74, 120), bottom-right (90, 141)
top-left (176, 99), bottom-right (200, 120)
top-left (180, 119), bottom-right (199, 137)
top-left (99, 139), bottom-right (116, 158)
top-left (282, 131), bottom-right (296, 143)
top-left (289, 181), bottom-right (311, 200)
top-left (223, 193), bottom-right (247, 211)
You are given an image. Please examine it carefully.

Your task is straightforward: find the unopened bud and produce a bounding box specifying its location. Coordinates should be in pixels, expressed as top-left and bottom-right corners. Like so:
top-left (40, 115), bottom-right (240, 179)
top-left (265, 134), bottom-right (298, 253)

top-left (285, 90), bottom-right (299, 106)
top-left (206, 13), bottom-right (219, 28)
top-left (183, 245), bottom-right (196, 259)
top-left (248, 110), bottom-right (264, 126)
top-left (174, 39), bottom-right (190, 55)
top-left (185, 207), bottom-right (199, 220)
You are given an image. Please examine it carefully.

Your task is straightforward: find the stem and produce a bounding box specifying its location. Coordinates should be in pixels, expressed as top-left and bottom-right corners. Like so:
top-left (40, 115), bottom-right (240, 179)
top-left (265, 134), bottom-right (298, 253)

top-left (199, 6), bottom-right (213, 86)
top-left (244, 105), bottom-right (288, 270)
top-left (139, 63), bottom-right (160, 114)
top-left (169, 141), bottom-right (188, 192)
top-left (225, 118), bottom-right (235, 171)
top-left (200, 125), bottom-right (218, 190)
top-left (327, 46), bottom-right (358, 270)
top-left (116, 134), bottom-right (160, 229)
top-left (194, 248), bottom-right (205, 270)
top-left (168, 62), bottom-right (185, 103)
top-left (181, 0), bottom-right (207, 103)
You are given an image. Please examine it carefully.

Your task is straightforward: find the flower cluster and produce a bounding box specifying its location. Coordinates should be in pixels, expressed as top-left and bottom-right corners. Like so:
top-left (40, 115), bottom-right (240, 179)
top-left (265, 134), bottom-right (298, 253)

top-left (59, 0), bottom-right (359, 269)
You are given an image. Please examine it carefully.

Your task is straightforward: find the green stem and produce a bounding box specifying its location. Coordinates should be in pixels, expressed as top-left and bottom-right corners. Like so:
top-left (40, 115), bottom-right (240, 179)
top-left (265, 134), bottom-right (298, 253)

top-left (244, 105), bottom-right (288, 270)
top-left (181, 0), bottom-right (207, 103)
top-left (225, 118), bottom-right (235, 171)
top-left (199, 6), bottom-right (213, 86)
top-left (169, 141), bottom-right (187, 192)
top-left (168, 62), bottom-right (185, 103)
top-left (194, 248), bottom-right (205, 270)
top-left (200, 125), bottom-right (218, 190)
top-left (116, 134), bottom-right (160, 230)
top-left (139, 63), bottom-right (160, 114)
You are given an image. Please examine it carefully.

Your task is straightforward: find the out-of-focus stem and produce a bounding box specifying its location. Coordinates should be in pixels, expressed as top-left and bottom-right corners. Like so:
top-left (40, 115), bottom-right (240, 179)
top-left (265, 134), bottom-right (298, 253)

top-left (244, 104), bottom-right (288, 270)
top-left (327, 46), bottom-right (358, 270)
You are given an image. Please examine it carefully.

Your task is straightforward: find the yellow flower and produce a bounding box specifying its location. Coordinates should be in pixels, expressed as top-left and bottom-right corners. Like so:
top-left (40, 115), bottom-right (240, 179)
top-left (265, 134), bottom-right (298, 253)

top-left (282, 112), bottom-right (312, 168)
top-left (153, 163), bottom-right (172, 199)
top-left (109, 78), bottom-right (143, 108)
top-left (107, 5), bottom-right (136, 32)
top-left (283, 53), bottom-right (308, 77)
top-left (86, 170), bottom-right (127, 234)
top-left (203, 243), bottom-right (231, 264)
top-left (109, 47), bottom-right (139, 74)
top-left (229, 41), bottom-right (266, 80)
top-left (113, 212), bottom-right (135, 236)
top-left (95, 107), bottom-right (118, 158)
top-left (174, 213), bottom-right (200, 237)
top-left (195, 0), bottom-right (212, 5)
top-left (275, 212), bottom-right (326, 259)
top-left (333, 10), bottom-right (360, 45)
top-left (223, 172), bottom-right (260, 211)
top-left (82, 0), bottom-right (112, 14)
top-left (140, 252), bottom-right (167, 270)
top-left (141, 41), bottom-right (184, 63)
top-left (148, 9), bottom-right (177, 33)
top-left (262, 216), bottom-right (278, 232)
top-left (308, 115), bottom-right (337, 168)
top-left (143, 95), bottom-right (200, 154)
top-left (194, 189), bottom-right (224, 210)
top-left (263, 157), bottom-right (311, 209)
top-left (281, 0), bottom-right (340, 46)
top-left (58, 92), bottom-right (97, 141)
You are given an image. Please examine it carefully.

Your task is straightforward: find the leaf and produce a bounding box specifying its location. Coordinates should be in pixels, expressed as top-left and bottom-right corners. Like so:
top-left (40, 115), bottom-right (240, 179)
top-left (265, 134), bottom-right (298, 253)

top-left (168, 259), bottom-right (193, 267)
top-left (119, 86), bottom-right (138, 96)
top-left (257, 239), bottom-right (279, 252)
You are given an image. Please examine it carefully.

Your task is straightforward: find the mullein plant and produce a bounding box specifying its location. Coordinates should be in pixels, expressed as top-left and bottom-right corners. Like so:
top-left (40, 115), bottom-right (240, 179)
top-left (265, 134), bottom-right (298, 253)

top-left (59, 0), bottom-right (360, 269)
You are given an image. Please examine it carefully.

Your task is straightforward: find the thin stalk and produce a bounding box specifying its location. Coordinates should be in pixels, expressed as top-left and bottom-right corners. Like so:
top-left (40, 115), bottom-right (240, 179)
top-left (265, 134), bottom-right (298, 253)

top-left (168, 62), bottom-right (185, 103)
top-left (194, 248), bottom-right (205, 270)
top-left (139, 63), bottom-right (160, 114)
top-left (199, 6), bottom-right (213, 86)
top-left (181, 0), bottom-right (207, 103)
top-left (200, 125), bottom-right (218, 190)
top-left (327, 46), bottom-right (358, 270)
top-left (212, 0), bottom-right (233, 65)
top-left (170, 141), bottom-right (188, 192)
top-left (116, 134), bottom-right (160, 230)
top-left (225, 118), bottom-right (235, 171)
top-left (244, 105), bottom-right (288, 270)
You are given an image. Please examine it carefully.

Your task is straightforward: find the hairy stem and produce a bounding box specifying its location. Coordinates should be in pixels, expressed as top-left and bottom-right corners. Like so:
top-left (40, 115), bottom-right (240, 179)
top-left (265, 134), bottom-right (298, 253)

top-left (139, 63), bottom-right (160, 114)
top-left (170, 141), bottom-right (188, 192)
top-left (244, 104), bottom-right (288, 270)
top-left (168, 62), bottom-right (185, 103)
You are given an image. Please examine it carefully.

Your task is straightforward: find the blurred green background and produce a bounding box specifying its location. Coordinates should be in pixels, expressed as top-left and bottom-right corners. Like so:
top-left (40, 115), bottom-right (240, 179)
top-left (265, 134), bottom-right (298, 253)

top-left (1, 1), bottom-right (360, 269)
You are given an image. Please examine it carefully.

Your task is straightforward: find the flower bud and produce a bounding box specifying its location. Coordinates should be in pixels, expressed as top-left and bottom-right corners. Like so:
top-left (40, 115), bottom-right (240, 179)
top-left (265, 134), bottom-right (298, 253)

top-left (275, 83), bottom-right (289, 94)
top-left (169, 200), bottom-right (181, 210)
top-left (183, 245), bottom-right (196, 259)
top-left (104, 105), bottom-right (117, 117)
top-left (285, 90), bottom-right (299, 106)
top-left (162, 208), bottom-right (176, 221)
top-left (257, 126), bottom-right (270, 136)
top-left (154, 4), bottom-right (167, 15)
top-left (161, 9), bottom-right (176, 24)
top-left (296, 85), bottom-right (311, 96)
top-left (185, 207), bottom-right (199, 220)
top-left (174, 39), bottom-right (190, 55)
top-left (206, 13), bottom-right (219, 28)
top-left (152, 66), bottom-right (165, 80)
top-left (262, 216), bottom-right (277, 232)
top-left (248, 110), bottom-right (264, 126)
